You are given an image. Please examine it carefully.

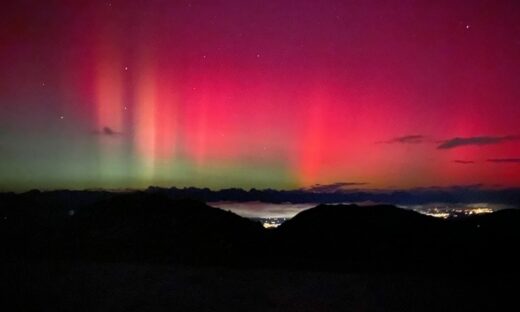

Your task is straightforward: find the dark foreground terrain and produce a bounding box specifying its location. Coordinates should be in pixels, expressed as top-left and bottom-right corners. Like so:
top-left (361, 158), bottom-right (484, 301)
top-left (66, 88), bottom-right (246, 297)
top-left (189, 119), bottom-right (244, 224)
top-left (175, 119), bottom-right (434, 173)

top-left (3, 261), bottom-right (515, 312)
top-left (1, 191), bottom-right (519, 311)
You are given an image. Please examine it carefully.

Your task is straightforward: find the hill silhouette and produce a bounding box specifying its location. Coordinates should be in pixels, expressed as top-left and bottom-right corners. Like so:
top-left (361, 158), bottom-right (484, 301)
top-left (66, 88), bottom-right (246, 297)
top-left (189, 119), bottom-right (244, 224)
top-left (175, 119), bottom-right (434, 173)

top-left (274, 204), bottom-right (442, 270)
top-left (2, 191), bottom-right (520, 271)
top-left (1, 192), bottom-right (264, 265)
top-left (277, 204), bottom-right (520, 270)
top-left (77, 193), bottom-right (265, 263)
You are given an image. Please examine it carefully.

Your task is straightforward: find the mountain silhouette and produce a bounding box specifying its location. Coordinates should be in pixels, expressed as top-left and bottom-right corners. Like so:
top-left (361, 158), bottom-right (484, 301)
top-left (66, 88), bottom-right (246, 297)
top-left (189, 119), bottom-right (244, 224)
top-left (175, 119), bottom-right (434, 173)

top-left (1, 192), bottom-right (264, 264)
top-left (275, 204), bottom-right (520, 271)
top-left (2, 191), bottom-right (520, 271)
top-left (273, 204), bottom-right (442, 270)
top-left (77, 193), bottom-right (265, 263)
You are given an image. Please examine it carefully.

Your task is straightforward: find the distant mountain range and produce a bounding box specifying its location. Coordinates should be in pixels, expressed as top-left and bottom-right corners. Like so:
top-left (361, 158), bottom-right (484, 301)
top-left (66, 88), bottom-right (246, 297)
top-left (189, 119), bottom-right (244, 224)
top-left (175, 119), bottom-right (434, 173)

top-left (149, 185), bottom-right (520, 206)
top-left (2, 184), bottom-right (520, 206)
top-left (1, 191), bottom-right (520, 271)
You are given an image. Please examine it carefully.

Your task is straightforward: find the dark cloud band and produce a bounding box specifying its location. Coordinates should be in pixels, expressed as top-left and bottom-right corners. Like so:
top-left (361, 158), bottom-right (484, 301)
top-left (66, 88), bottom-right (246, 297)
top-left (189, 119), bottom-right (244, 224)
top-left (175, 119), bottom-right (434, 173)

top-left (378, 135), bottom-right (426, 144)
top-left (302, 182), bottom-right (369, 193)
top-left (438, 136), bottom-right (519, 149)
top-left (454, 160), bottom-right (475, 164)
top-left (487, 158), bottom-right (520, 163)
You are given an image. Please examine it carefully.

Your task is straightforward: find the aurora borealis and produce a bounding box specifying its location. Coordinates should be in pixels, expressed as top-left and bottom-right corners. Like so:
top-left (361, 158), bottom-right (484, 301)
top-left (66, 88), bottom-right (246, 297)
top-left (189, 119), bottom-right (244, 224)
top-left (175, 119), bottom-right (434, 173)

top-left (1, 0), bottom-right (519, 191)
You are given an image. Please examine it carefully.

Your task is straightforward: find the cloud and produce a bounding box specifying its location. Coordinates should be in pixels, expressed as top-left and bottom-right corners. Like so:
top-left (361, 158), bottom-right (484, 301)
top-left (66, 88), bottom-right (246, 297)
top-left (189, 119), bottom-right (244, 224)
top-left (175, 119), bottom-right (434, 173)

top-left (377, 135), bottom-right (426, 144)
top-left (437, 135), bottom-right (519, 149)
top-left (303, 182), bottom-right (369, 193)
top-left (93, 127), bottom-right (122, 136)
top-left (487, 158), bottom-right (520, 163)
top-left (454, 160), bottom-right (475, 164)
top-left (209, 201), bottom-right (315, 218)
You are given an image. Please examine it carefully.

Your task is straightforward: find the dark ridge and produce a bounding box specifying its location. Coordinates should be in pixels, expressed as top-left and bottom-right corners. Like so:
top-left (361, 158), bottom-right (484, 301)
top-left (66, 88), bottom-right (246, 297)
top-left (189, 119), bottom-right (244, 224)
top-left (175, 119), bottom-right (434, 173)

top-left (273, 204), bottom-right (520, 271)
top-left (273, 204), bottom-right (443, 271)
top-left (1, 192), bottom-right (520, 271)
top-left (76, 192), bottom-right (265, 264)
top-left (0, 192), bottom-right (264, 266)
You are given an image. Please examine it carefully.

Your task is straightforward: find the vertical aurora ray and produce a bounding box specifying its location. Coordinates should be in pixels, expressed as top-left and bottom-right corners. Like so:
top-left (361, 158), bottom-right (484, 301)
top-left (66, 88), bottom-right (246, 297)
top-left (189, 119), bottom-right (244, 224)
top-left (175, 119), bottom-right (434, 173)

top-left (298, 99), bottom-right (324, 186)
top-left (89, 26), bottom-right (129, 184)
top-left (95, 54), bottom-right (123, 136)
top-left (134, 61), bottom-right (158, 180)
top-left (182, 82), bottom-right (209, 168)
top-left (154, 76), bottom-right (177, 161)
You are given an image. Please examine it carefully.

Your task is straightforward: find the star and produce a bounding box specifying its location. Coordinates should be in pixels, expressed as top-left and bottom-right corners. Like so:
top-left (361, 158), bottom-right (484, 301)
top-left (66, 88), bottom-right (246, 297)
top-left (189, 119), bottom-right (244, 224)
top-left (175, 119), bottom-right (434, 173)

top-left (42, 82), bottom-right (46, 87)
top-left (465, 25), bottom-right (470, 30)
top-left (256, 53), bottom-right (261, 58)
top-left (60, 115), bottom-right (64, 120)
top-left (124, 66), bottom-right (128, 71)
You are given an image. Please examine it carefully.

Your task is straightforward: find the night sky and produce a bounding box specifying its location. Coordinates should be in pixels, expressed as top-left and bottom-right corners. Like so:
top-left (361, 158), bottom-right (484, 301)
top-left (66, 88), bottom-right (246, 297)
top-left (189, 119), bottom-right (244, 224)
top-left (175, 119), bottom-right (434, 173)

top-left (1, 0), bottom-right (519, 191)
